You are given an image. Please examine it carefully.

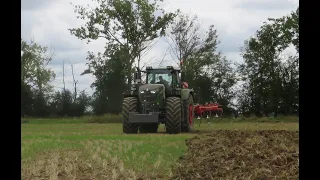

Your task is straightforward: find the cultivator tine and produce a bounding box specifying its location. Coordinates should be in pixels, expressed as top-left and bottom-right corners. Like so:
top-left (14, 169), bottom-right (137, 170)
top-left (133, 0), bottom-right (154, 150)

top-left (207, 116), bottom-right (211, 125)
top-left (199, 117), bottom-right (202, 127)
top-left (215, 113), bottom-right (219, 118)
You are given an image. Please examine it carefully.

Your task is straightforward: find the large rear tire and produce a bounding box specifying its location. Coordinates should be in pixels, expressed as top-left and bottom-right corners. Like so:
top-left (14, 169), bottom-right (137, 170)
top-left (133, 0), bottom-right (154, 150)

top-left (165, 97), bottom-right (182, 134)
top-left (122, 97), bottom-right (139, 134)
top-left (182, 95), bottom-right (194, 132)
top-left (139, 123), bottom-right (158, 133)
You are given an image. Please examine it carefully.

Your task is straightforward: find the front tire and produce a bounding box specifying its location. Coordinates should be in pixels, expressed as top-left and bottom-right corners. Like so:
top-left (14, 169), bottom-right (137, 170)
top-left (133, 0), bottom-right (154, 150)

top-left (122, 97), bottom-right (139, 134)
top-left (165, 97), bottom-right (182, 134)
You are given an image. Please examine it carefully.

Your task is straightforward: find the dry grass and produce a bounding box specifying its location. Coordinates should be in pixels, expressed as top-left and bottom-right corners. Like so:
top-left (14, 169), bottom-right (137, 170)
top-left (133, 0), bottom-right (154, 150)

top-left (24, 115), bottom-right (298, 124)
top-left (22, 123), bottom-right (188, 180)
top-left (172, 130), bottom-right (299, 180)
top-left (22, 119), bottom-right (299, 180)
top-left (22, 140), bottom-right (170, 180)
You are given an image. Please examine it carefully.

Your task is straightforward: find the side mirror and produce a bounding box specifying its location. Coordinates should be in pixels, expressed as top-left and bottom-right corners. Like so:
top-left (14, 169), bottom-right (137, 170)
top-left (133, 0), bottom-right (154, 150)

top-left (134, 71), bottom-right (141, 83)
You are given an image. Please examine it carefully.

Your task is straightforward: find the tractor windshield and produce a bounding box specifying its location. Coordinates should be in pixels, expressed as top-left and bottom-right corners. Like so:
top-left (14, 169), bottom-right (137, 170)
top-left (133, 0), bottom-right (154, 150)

top-left (147, 70), bottom-right (172, 85)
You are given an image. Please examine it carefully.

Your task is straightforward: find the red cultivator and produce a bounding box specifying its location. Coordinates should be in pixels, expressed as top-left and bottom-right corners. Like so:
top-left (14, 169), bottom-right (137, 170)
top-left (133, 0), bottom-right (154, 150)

top-left (194, 102), bottom-right (223, 119)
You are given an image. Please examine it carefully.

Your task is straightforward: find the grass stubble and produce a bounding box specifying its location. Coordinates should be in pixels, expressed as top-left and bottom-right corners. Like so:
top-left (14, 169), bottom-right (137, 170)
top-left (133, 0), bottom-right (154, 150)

top-left (22, 140), bottom-right (178, 180)
top-left (172, 130), bottom-right (299, 180)
top-left (22, 120), bottom-right (298, 180)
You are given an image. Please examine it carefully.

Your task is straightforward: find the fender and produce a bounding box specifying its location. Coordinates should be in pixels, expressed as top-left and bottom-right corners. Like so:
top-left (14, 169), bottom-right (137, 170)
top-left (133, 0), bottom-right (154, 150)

top-left (180, 88), bottom-right (194, 101)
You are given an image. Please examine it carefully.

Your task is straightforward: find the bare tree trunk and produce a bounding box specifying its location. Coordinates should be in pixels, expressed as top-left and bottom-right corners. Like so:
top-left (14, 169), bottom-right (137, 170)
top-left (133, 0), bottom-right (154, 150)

top-left (68, 60), bottom-right (78, 102)
top-left (62, 60), bottom-right (66, 92)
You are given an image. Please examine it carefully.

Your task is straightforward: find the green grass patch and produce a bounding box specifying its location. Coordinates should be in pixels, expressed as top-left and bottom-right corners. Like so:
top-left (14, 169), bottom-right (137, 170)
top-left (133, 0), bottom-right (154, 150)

top-left (24, 114), bottom-right (299, 125)
top-left (22, 119), bottom-right (298, 179)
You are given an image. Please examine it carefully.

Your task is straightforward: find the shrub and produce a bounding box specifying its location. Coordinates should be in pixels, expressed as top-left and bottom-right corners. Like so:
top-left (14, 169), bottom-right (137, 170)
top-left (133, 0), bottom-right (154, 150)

top-left (84, 114), bottom-right (122, 123)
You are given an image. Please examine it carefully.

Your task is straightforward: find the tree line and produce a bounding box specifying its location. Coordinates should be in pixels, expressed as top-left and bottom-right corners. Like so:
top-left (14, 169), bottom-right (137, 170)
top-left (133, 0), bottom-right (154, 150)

top-left (21, 0), bottom-right (298, 118)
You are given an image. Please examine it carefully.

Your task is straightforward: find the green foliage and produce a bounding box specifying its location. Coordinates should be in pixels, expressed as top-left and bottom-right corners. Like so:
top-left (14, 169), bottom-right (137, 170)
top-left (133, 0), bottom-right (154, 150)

top-left (21, 39), bottom-right (92, 118)
top-left (21, 5), bottom-right (299, 119)
top-left (268, 7), bottom-right (299, 52)
top-left (21, 39), bottom-right (55, 93)
top-left (21, 39), bottom-right (56, 117)
top-left (69, 0), bottom-right (178, 114)
top-left (69, 0), bottom-right (177, 87)
top-left (238, 6), bottom-right (299, 117)
top-left (21, 81), bottom-right (34, 116)
top-left (84, 46), bottom-right (127, 114)
top-left (47, 90), bottom-right (91, 117)
top-left (168, 13), bottom-right (236, 112)
top-left (236, 115), bottom-right (298, 123)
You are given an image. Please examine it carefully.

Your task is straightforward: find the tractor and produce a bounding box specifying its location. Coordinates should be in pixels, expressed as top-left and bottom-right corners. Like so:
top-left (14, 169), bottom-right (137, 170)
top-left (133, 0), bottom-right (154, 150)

top-left (122, 66), bottom-right (194, 134)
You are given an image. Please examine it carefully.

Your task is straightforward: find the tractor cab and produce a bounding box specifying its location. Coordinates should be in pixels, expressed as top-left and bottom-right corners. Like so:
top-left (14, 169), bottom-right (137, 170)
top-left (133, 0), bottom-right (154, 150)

top-left (145, 66), bottom-right (182, 95)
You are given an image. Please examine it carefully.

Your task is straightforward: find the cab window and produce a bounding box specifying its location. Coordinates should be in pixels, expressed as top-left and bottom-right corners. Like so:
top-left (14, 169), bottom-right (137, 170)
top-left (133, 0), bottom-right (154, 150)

top-left (147, 73), bottom-right (172, 84)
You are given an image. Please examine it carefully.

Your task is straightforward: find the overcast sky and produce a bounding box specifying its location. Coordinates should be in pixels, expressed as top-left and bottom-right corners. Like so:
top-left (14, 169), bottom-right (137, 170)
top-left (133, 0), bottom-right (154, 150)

top-left (21, 0), bottom-right (299, 95)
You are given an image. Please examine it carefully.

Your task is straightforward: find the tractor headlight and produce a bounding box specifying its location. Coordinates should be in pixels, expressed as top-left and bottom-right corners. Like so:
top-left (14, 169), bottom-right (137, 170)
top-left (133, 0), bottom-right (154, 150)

top-left (151, 88), bottom-right (161, 94)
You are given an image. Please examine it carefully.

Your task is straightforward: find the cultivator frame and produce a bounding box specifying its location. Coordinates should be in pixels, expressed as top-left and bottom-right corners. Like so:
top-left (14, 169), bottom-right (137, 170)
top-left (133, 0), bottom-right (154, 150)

top-left (194, 102), bottom-right (223, 126)
top-left (194, 102), bottom-right (223, 119)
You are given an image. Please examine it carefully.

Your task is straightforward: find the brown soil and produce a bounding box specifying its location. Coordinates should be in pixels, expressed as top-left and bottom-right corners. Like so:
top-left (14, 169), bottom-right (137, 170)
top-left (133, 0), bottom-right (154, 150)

top-left (171, 130), bottom-right (299, 180)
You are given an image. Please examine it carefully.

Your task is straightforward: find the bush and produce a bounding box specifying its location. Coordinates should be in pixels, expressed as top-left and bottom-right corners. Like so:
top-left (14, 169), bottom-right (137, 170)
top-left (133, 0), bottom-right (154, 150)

top-left (21, 118), bottom-right (29, 124)
top-left (237, 115), bottom-right (298, 122)
top-left (84, 114), bottom-right (122, 123)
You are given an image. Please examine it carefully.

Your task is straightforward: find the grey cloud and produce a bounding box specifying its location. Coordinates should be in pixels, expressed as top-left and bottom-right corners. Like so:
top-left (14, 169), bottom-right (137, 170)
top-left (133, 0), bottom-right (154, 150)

top-left (50, 50), bottom-right (88, 67)
top-left (224, 52), bottom-right (243, 64)
top-left (22, 0), bottom-right (57, 11)
top-left (21, 11), bottom-right (83, 54)
top-left (21, 15), bottom-right (85, 63)
top-left (45, 35), bottom-right (83, 53)
top-left (234, 0), bottom-right (297, 11)
top-left (217, 26), bottom-right (258, 53)
top-left (33, 26), bottom-right (83, 53)
top-left (21, 11), bottom-right (40, 40)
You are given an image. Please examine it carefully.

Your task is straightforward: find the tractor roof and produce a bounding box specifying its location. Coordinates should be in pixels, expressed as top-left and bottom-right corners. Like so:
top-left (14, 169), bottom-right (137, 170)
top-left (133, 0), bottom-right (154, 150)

top-left (146, 66), bottom-right (181, 72)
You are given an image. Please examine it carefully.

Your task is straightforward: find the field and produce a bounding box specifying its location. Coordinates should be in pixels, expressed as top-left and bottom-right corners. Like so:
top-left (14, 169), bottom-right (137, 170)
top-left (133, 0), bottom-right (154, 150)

top-left (21, 117), bottom-right (299, 180)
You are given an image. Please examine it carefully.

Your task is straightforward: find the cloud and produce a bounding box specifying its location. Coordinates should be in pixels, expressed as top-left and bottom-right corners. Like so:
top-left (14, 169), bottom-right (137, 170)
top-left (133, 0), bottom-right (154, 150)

top-left (21, 0), bottom-right (299, 95)
top-left (21, 0), bottom-right (56, 11)
top-left (233, 0), bottom-right (298, 11)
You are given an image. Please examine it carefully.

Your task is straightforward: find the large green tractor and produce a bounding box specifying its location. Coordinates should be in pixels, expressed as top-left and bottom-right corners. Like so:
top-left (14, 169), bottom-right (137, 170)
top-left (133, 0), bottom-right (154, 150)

top-left (122, 66), bottom-right (194, 134)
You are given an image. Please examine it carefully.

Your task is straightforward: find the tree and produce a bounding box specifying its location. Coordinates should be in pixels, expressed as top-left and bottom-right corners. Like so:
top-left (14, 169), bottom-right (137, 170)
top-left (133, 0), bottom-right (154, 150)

top-left (69, 0), bottom-right (177, 89)
top-left (167, 13), bottom-right (237, 111)
top-left (209, 56), bottom-right (237, 111)
top-left (268, 6), bottom-right (299, 53)
top-left (85, 45), bottom-right (127, 114)
top-left (21, 39), bottom-right (55, 94)
top-left (75, 90), bottom-right (92, 116)
top-left (21, 39), bottom-right (56, 117)
top-left (167, 14), bottom-right (220, 69)
top-left (238, 7), bottom-right (299, 116)
top-left (21, 81), bottom-right (34, 117)
top-left (167, 13), bottom-right (202, 66)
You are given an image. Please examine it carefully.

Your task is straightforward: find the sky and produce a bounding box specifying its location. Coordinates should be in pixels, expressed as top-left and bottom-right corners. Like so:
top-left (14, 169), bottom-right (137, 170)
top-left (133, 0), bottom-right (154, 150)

top-left (21, 0), bottom-right (299, 96)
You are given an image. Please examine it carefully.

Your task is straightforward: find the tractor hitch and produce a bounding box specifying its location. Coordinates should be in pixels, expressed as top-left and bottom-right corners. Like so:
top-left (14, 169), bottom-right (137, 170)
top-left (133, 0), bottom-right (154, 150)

top-left (128, 112), bottom-right (159, 123)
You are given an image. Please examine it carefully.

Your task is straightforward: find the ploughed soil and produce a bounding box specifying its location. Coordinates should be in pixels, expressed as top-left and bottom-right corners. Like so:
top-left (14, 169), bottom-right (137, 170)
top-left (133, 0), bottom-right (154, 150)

top-left (171, 130), bottom-right (299, 180)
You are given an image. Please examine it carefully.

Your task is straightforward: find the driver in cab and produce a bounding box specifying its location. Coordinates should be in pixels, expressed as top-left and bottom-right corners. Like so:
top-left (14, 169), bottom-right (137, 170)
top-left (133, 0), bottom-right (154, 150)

top-left (158, 76), bottom-right (170, 90)
top-left (158, 76), bottom-right (168, 84)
